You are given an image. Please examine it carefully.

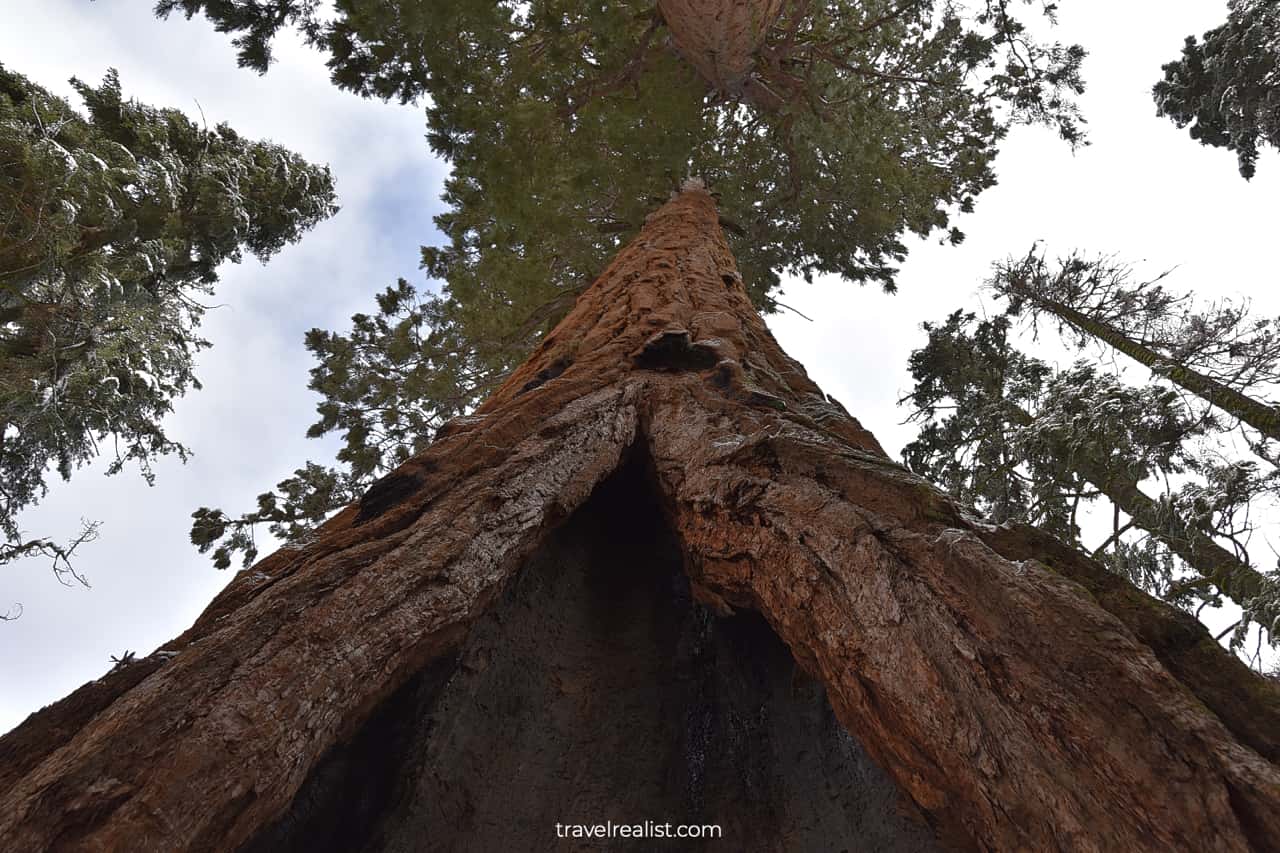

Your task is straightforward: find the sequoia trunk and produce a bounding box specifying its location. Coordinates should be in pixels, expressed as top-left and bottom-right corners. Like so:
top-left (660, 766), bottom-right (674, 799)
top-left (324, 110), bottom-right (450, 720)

top-left (2, 187), bottom-right (1279, 852)
top-left (656, 0), bottom-right (787, 109)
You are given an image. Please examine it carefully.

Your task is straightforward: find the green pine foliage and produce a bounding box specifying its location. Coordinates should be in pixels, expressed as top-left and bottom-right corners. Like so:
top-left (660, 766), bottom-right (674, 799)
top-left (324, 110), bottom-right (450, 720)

top-left (903, 309), bottom-right (1280, 646)
top-left (0, 64), bottom-right (338, 571)
top-left (189, 280), bottom-right (471, 569)
top-left (990, 248), bottom-right (1280, 452)
top-left (189, 277), bottom-right (483, 569)
top-left (1154, 0), bottom-right (1280, 178)
top-left (190, 463), bottom-right (362, 569)
top-left (903, 310), bottom-right (1202, 543)
top-left (160, 0), bottom-right (1086, 290)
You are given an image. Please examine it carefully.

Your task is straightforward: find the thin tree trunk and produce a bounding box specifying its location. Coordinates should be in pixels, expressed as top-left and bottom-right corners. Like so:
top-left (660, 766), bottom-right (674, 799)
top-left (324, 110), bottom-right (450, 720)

top-left (1001, 403), bottom-right (1275, 630)
top-left (1, 186), bottom-right (1278, 851)
top-left (1004, 277), bottom-right (1280, 443)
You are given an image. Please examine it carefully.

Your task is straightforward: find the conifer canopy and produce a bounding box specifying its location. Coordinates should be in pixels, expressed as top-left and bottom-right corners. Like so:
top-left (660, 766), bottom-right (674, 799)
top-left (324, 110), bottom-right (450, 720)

top-left (0, 64), bottom-right (337, 570)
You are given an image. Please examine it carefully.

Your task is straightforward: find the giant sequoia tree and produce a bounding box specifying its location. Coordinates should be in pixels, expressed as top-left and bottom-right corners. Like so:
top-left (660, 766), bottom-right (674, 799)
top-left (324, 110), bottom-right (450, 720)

top-left (3, 185), bottom-right (1280, 851)
top-left (0, 63), bottom-right (337, 574)
top-left (3, 3), bottom-right (1279, 851)
top-left (175, 0), bottom-right (1089, 567)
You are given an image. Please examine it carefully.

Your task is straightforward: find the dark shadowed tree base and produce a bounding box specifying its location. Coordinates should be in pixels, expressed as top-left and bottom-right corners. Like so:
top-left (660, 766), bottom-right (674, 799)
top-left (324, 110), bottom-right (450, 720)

top-left (245, 451), bottom-right (940, 852)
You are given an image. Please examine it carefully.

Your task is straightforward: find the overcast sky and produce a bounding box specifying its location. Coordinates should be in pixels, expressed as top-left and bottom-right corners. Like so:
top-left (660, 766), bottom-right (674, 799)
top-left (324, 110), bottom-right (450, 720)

top-left (1, 1), bottom-right (1277, 734)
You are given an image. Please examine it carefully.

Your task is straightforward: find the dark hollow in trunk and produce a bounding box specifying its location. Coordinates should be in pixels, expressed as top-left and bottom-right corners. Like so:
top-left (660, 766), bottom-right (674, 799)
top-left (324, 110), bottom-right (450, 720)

top-left (244, 449), bottom-right (940, 852)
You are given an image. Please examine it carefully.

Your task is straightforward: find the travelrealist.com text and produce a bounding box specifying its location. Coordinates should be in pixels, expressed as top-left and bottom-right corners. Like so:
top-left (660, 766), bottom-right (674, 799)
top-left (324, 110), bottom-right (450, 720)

top-left (555, 821), bottom-right (723, 840)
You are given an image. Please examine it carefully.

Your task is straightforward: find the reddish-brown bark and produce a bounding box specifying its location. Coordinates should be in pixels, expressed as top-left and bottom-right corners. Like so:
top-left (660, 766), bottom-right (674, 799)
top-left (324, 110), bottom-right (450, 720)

top-left (656, 0), bottom-right (787, 108)
top-left (2, 186), bottom-right (1279, 851)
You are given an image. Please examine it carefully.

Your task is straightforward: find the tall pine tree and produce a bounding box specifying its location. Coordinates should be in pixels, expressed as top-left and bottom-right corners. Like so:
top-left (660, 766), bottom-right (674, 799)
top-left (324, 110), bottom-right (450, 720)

top-left (0, 64), bottom-right (337, 574)
top-left (902, 309), bottom-right (1280, 646)
top-left (991, 248), bottom-right (1280, 447)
